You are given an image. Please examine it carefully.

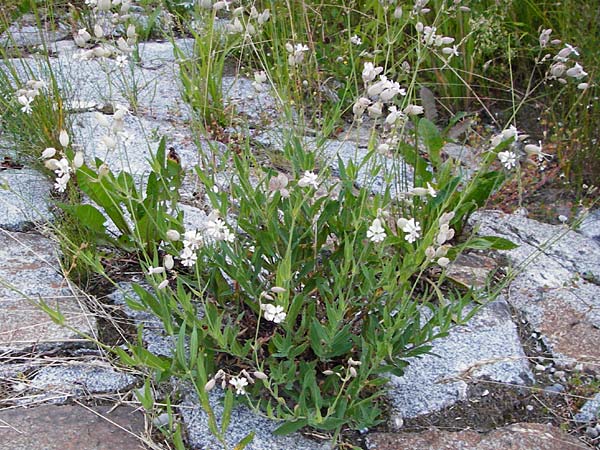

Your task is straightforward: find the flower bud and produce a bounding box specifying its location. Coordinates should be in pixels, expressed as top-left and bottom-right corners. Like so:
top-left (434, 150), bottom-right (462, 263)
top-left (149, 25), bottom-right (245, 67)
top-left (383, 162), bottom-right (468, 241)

top-left (97, 0), bottom-right (111, 11)
top-left (73, 151), bottom-right (84, 169)
top-left (253, 371), bottom-right (268, 380)
top-left (41, 147), bottom-right (56, 159)
top-left (204, 379), bottom-right (216, 392)
top-left (270, 286), bottom-right (286, 294)
top-left (44, 159), bottom-right (61, 171)
top-left (166, 230), bottom-right (180, 241)
top-left (164, 254), bottom-right (174, 270)
top-left (98, 163), bottom-right (110, 178)
top-left (438, 257), bottom-right (450, 267)
top-left (322, 370), bottom-right (335, 376)
top-left (94, 24), bottom-right (104, 38)
top-left (349, 366), bottom-right (358, 377)
top-left (59, 130), bottom-right (69, 148)
top-left (157, 279), bottom-right (169, 290)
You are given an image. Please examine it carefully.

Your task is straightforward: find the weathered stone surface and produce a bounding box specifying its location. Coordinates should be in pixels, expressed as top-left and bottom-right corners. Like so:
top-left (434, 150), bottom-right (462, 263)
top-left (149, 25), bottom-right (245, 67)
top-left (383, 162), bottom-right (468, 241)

top-left (180, 390), bottom-right (330, 450)
top-left (387, 299), bottom-right (532, 420)
top-left (470, 210), bottom-right (600, 371)
top-left (0, 169), bottom-right (53, 231)
top-left (575, 392), bottom-right (600, 423)
top-left (255, 131), bottom-right (414, 195)
top-left (21, 360), bottom-right (137, 403)
top-left (578, 209), bottom-right (600, 242)
top-left (0, 405), bottom-right (147, 449)
top-left (108, 283), bottom-right (175, 357)
top-left (0, 21), bottom-right (69, 49)
top-left (0, 231), bottom-right (95, 352)
top-left (222, 76), bottom-right (279, 125)
top-left (366, 423), bottom-right (584, 450)
top-left (446, 253), bottom-right (498, 288)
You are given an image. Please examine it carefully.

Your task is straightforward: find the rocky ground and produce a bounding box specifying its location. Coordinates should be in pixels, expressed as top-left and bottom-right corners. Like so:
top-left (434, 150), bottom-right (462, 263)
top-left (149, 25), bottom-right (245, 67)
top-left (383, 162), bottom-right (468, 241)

top-left (1, 18), bottom-right (599, 450)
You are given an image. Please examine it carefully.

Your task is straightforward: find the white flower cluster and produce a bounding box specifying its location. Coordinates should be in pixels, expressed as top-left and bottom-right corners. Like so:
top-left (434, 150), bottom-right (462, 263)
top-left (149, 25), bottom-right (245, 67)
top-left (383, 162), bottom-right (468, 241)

top-left (286, 43), bottom-right (310, 67)
top-left (539, 30), bottom-right (589, 90)
top-left (94, 104), bottom-right (131, 153)
top-left (489, 125), bottom-right (523, 170)
top-left (15, 79), bottom-right (47, 114)
top-left (415, 22), bottom-right (459, 59)
top-left (397, 217), bottom-right (422, 243)
top-left (260, 303), bottom-right (287, 323)
top-left (204, 368), bottom-right (268, 396)
top-left (425, 211), bottom-right (455, 267)
top-left (73, 0), bottom-right (136, 63)
top-left (354, 63), bottom-right (423, 127)
top-left (177, 212), bottom-right (235, 267)
top-left (366, 215), bottom-right (424, 245)
top-left (225, 6), bottom-right (270, 38)
top-left (42, 130), bottom-right (84, 192)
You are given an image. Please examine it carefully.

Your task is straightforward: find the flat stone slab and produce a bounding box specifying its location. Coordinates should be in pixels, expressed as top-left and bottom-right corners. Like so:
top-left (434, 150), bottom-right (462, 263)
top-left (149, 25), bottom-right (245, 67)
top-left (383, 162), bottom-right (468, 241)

top-left (366, 423), bottom-right (584, 450)
top-left (16, 360), bottom-right (137, 404)
top-left (578, 209), bottom-right (600, 243)
top-left (446, 252), bottom-right (498, 288)
top-left (0, 169), bottom-right (53, 231)
top-left (179, 390), bottom-right (330, 450)
top-left (0, 405), bottom-right (147, 449)
top-left (108, 283), bottom-right (175, 357)
top-left (0, 21), bottom-right (69, 49)
top-left (387, 299), bottom-right (532, 420)
top-left (0, 231), bottom-right (95, 352)
top-left (470, 210), bottom-right (600, 372)
top-left (575, 392), bottom-right (600, 423)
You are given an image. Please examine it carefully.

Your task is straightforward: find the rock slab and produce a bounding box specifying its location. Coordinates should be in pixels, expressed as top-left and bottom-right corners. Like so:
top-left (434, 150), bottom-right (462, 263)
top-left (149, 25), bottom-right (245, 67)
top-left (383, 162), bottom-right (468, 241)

top-left (470, 210), bottom-right (600, 372)
top-left (0, 230), bottom-right (95, 352)
top-left (0, 169), bottom-right (53, 231)
top-left (0, 405), bottom-right (146, 450)
top-left (366, 423), bottom-right (584, 450)
top-left (387, 299), bottom-right (532, 420)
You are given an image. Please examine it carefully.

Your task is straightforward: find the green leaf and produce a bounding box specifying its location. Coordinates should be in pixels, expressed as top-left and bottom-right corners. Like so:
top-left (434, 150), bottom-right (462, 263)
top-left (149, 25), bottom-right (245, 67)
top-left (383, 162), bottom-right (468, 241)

top-left (57, 203), bottom-right (107, 234)
top-left (418, 118), bottom-right (443, 167)
top-left (467, 236), bottom-right (518, 250)
top-left (233, 432), bottom-right (255, 450)
top-left (273, 419), bottom-right (308, 436)
top-left (221, 389), bottom-right (234, 433)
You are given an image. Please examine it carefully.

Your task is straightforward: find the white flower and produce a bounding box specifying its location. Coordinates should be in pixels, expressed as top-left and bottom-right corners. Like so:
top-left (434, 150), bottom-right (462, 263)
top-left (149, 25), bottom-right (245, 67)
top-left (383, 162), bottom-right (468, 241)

top-left (398, 218), bottom-right (421, 243)
top-left (539, 29), bottom-right (552, 47)
top-left (55, 158), bottom-right (71, 178)
top-left (179, 246), bottom-right (197, 267)
top-left (442, 45), bottom-right (460, 57)
top-left (147, 266), bottom-right (165, 275)
top-left (157, 279), bottom-right (169, 290)
top-left (350, 35), bottom-right (362, 46)
top-left (229, 376), bottom-right (248, 395)
top-left (204, 217), bottom-right (235, 243)
top-left (366, 218), bottom-right (386, 243)
top-left (426, 182), bottom-right (437, 197)
top-left (115, 54), bottom-right (128, 67)
top-left (566, 62), bottom-right (588, 80)
top-left (403, 104), bottom-right (424, 116)
top-left (298, 171), bottom-right (319, 189)
top-left (54, 174), bottom-right (70, 192)
top-left (261, 303), bottom-right (287, 323)
top-left (353, 97), bottom-right (371, 119)
top-left (436, 223), bottom-right (455, 245)
top-left (498, 151), bottom-right (517, 170)
top-left (18, 95), bottom-right (33, 114)
top-left (362, 62), bottom-right (383, 84)
top-left (183, 229), bottom-right (203, 250)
